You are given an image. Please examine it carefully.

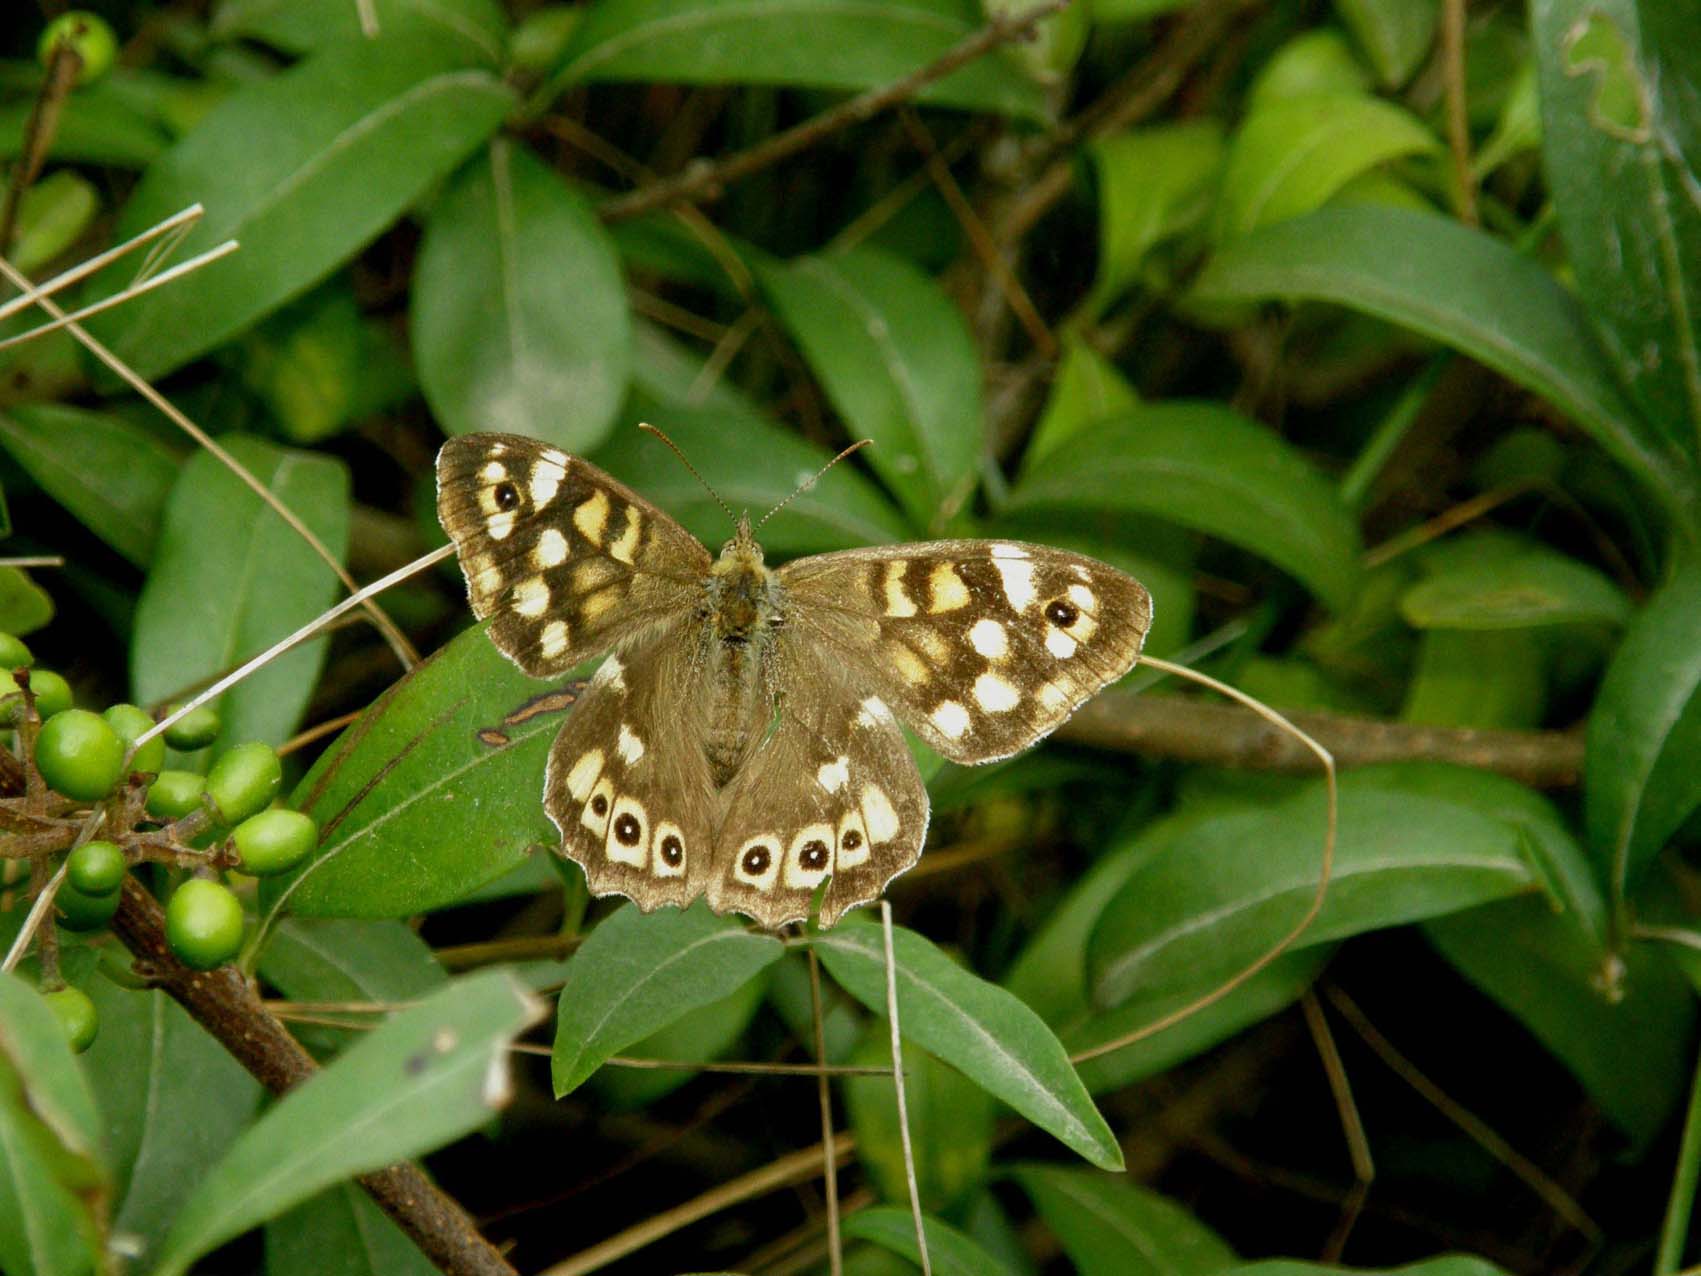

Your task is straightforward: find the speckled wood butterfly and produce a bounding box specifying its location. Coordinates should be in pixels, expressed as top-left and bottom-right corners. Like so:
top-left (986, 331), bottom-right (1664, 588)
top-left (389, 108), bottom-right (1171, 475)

top-left (436, 431), bottom-right (1152, 930)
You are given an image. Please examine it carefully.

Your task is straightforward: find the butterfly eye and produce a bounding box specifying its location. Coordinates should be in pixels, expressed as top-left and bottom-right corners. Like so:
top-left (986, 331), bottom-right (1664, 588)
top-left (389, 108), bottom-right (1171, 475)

top-left (1045, 598), bottom-right (1079, 627)
top-left (590, 793), bottom-right (609, 817)
top-left (660, 834), bottom-right (684, 866)
top-left (841, 829), bottom-right (863, 851)
top-left (613, 812), bottom-right (642, 846)
top-left (741, 844), bottom-right (772, 875)
top-left (492, 482), bottom-right (520, 511)
top-left (800, 840), bottom-right (829, 871)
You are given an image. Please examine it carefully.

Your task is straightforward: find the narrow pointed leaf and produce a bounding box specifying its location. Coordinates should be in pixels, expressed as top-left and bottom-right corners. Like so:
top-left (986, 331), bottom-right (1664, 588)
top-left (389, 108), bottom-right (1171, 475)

top-left (1012, 1166), bottom-right (1236, 1276)
top-left (265, 1183), bottom-right (438, 1276)
top-left (151, 970), bottom-right (543, 1276)
top-left (131, 435), bottom-right (348, 754)
top-left (553, 902), bottom-right (783, 1095)
top-left (812, 919), bottom-right (1121, 1170)
top-left (843, 1205), bottom-right (1020, 1276)
top-left (213, 0), bottom-right (508, 62)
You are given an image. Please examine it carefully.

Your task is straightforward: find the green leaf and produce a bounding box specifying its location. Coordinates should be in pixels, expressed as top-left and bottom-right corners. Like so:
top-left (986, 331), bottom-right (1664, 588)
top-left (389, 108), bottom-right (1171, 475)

top-left (259, 919), bottom-right (447, 1054)
top-left (0, 971), bottom-right (108, 1276)
top-left (844, 1031), bottom-right (993, 1211)
top-left (87, 30), bottom-right (513, 378)
top-left (1088, 772), bottom-right (1543, 1007)
top-left (151, 970), bottom-right (544, 1276)
top-left (591, 970), bottom-right (770, 1107)
top-left (132, 435), bottom-right (349, 754)
top-left (1585, 561), bottom-right (1701, 896)
top-left (812, 919), bottom-right (1122, 1170)
top-left (1334, 0), bottom-right (1439, 86)
top-left (1426, 900), bottom-right (1692, 1149)
top-left (0, 78), bottom-right (169, 168)
top-left (1005, 406), bottom-right (1363, 611)
top-left (1248, 30), bottom-right (1374, 108)
top-left (0, 567), bottom-right (53, 634)
top-left (1215, 93), bottom-right (1440, 241)
top-left (593, 406), bottom-right (912, 556)
top-left (262, 625), bottom-right (569, 922)
top-left (1087, 121), bottom-right (1224, 311)
top-left (843, 1205), bottom-right (1020, 1276)
top-left (213, 0), bottom-right (508, 63)
top-left (1222, 1259), bottom-right (1511, 1276)
top-left (415, 141), bottom-right (632, 453)
top-left (81, 983), bottom-right (259, 1268)
top-left (1011, 1166), bottom-right (1236, 1276)
top-left (1533, 0), bottom-right (1701, 453)
top-left (1021, 337), bottom-right (1140, 474)
top-left (1400, 629), bottom-right (1546, 729)
top-left (758, 248), bottom-right (984, 533)
top-left (552, 902), bottom-right (783, 1096)
top-left (266, 1183), bottom-right (437, 1276)
top-left (1400, 540), bottom-right (1630, 630)
top-left (627, 318), bottom-right (769, 419)
top-left (548, 0), bottom-right (1048, 122)
top-left (0, 404), bottom-right (181, 567)
top-left (1193, 205), bottom-right (1692, 520)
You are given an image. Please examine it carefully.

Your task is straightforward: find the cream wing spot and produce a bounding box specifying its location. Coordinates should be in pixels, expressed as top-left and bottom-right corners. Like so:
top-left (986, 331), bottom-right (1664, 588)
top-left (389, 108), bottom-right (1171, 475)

top-left (784, 824), bottom-right (836, 889)
top-left (606, 796), bottom-right (650, 867)
top-left (480, 460), bottom-right (508, 482)
top-left (535, 528), bottom-right (568, 568)
top-left (608, 507), bottom-right (641, 565)
top-left (930, 699), bottom-right (972, 740)
top-left (653, 822), bottom-right (687, 878)
top-left (993, 557), bottom-right (1037, 610)
top-left (912, 627), bottom-right (949, 665)
top-left (573, 488), bottom-right (610, 544)
top-left (1046, 628), bottom-right (1079, 659)
top-left (580, 777), bottom-right (614, 838)
top-left (817, 756), bottom-right (850, 793)
top-left (733, 836), bottom-right (782, 891)
top-left (488, 510), bottom-right (516, 541)
top-left (582, 587), bottom-right (621, 624)
top-left (968, 618), bottom-right (1008, 659)
top-left (529, 460), bottom-right (565, 506)
top-left (616, 723), bottom-right (646, 765)
top-left (836, 810), bottom-right (871, 867)
top-left (565, 749), bottom-right (604, 800)
top-left (990, 542), bottom-right (1030, 560)
top-left (540, 620), bottom-right (569, 660)
top-left (928, 562), bottom-right (970, 612)
top-left (512, 576), bottom-right (550, 618)
top-left (1038, 682), bottom-right (1069, 712)
top-left (973, 672), bottom-right (1020, 713)
top-left (889, 644), bottom-right (929, 686)
top-left (856, 696), bottom-right (892, 728)
top-left (592, 654), bottom-right (626, 692)
top-left (1067, 583), bottom-right (1097, 612)
top-left (860, 785), bottom-right (900, 845)
top-left (883, 561), bottom-right (918, 618)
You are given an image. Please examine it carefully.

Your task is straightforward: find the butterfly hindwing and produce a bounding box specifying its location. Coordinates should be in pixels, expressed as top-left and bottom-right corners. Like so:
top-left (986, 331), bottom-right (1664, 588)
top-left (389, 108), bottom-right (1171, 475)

top-left (706, 641), bottom-right (928, 929)
top-left (436, 432), bottom-right (711, 676)
top-left (778, 540), bottom-right (1153, 765)
top-left (543, 638), bottom-right (717, 912)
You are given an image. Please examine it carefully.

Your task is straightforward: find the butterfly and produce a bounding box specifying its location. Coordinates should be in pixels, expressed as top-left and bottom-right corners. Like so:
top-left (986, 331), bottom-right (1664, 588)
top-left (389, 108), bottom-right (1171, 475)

top-left (435, 431), bottom-right (1153, 930)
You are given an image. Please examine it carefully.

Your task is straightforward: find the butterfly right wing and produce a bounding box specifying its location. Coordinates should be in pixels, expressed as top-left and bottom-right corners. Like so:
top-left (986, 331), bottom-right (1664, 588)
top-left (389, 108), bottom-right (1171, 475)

top-left (436, 432), bottom-right (712, 677)
top-left (544, 637), bottom-right (717, 912)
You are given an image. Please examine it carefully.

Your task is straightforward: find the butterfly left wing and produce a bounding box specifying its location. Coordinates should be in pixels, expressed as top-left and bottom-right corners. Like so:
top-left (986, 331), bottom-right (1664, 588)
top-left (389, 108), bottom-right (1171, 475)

top-left (705, 641), bottom-right (928, 929)
top-left (544, 637), bottom-right (718, 913)
top-left (436, 432), bottom-right (712, 677)
top-left (778, 540), bottom-right (1152, 765)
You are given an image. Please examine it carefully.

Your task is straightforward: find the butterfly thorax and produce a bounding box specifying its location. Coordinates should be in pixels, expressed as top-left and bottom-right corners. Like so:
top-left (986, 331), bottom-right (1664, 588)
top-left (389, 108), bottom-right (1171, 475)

top-left (699, 520), bottom-right (786, 786)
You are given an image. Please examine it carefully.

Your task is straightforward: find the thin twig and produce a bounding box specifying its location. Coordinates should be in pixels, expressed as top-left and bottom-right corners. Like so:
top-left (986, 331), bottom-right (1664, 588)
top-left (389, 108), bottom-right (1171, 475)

top-left (1440, 0), bottom-right (1478, 225)
top-left (598, 0), bottom-right (1071, 224)
top-left (0, 857), bottom-right (67, 974)
top-left (0, 38), bottom-right (81, 261)
top-left (0, 556), bottom-right (64, 569)
top-left (882, 900), bottom-right (932, 1276)
top-left (0, 252), bottom-right (421, 673)
top-left (1070, 655), bottom-right (1337, 1062)
top-left (133, 544), bottom-right (454, 752)
top-left (1055, 688), bottom-right (1583, 789)
top-left (1302, 990), bottom-right (1374, 1261)
top-left (537, 1135), bottom-right (856, 1276)
top-left (0, 204), bottom-right (205, 327)
top-left (1324, 984), bottom-right (1600, 1242)
top-left (808, 946), bottom-right (844, 1276)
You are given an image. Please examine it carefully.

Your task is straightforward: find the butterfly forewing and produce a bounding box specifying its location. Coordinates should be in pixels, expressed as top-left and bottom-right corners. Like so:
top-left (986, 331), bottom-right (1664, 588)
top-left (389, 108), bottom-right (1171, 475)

top-left (543, 638), bottom-right (717, 912)
top-left (706, 640), bottom-right (928, 929)
top-left (779, 540), bottom-right (1152, 764)
top-left (435, 432), bottom-right (711, 676)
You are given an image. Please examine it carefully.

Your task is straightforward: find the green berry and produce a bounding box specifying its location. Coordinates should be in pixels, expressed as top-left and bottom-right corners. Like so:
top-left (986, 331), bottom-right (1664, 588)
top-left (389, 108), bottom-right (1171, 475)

top-left (205, 742), bottom-right (282, 825)
top-left (165, 879), bottom-right (245, 970)
top-left (40, 987), bottom-right (98, 1053)
top-left (66, 839), bottom-right (126, 895)
top-left (35, 708), bottom-right (124, 802)
top-left (25, 669), bottom-right (73, 722)
top-left (232, 809), bottom-right (317, 876)
top-left (146, 770), bottom-right (206, 820)
top-left (102, 703), bottom-right (165, 776)
top-left (0, 632), bottom-right (31, 670)
top-left (37, 12), bottom-right (119, 85)
top-left (55, 879), bottom-right (119, 932)
top-left (163, 702), bottom-right (221, 750)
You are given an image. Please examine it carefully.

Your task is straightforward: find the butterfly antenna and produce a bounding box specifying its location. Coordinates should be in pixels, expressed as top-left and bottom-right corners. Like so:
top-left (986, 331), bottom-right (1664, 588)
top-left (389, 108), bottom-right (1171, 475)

top-left (638, 422), bottom-right (737, 525)
top-left (756, 438), bottom-right (873, 529)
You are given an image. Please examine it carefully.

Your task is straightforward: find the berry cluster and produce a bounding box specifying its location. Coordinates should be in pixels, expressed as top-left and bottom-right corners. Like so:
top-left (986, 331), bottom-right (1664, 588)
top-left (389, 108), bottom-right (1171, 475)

top-left (1, 633), bottom-right (320, 1051)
